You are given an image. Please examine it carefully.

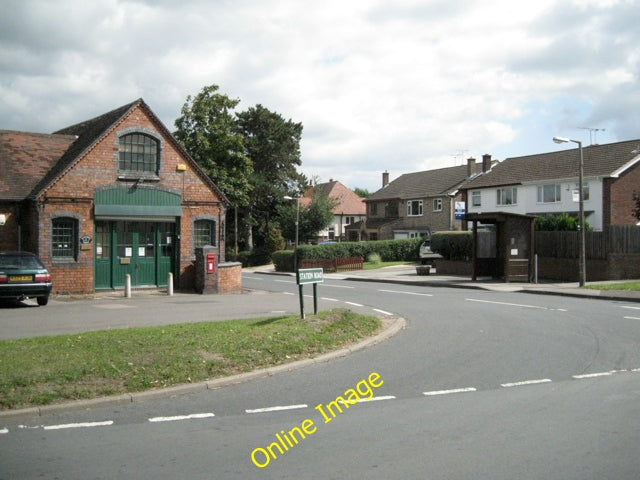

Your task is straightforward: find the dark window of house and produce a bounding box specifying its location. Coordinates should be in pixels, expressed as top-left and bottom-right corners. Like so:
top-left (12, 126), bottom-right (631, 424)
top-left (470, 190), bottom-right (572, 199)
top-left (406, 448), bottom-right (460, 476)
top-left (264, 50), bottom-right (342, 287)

top-left (194, 219), bottom-right (216, 248)
top-left (119, 133), bottom-right (159, 173)
top-left (52, 217), bottom-right (77, 258)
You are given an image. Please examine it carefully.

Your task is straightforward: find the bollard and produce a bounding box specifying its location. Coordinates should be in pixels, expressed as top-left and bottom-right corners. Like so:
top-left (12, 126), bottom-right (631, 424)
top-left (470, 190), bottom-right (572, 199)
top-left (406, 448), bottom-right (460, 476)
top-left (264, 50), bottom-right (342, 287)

top-left (167, 272), bottom-right (174, 296)
top-left (124, 274), bottom-right (131, 298)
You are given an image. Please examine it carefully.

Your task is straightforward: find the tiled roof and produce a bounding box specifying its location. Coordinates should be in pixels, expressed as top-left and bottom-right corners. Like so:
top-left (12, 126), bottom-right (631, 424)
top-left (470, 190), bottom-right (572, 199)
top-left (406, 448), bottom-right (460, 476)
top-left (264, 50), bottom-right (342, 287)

top-left (0, 130), bottom-right (76, 201)
top-left (462, 139), bottom-right (640, 189)
top-left (29, 99), bottom-right (142, 197)
top-left (2, 99), bottom-right (229, 204)
top-left (368, 163), bottom-right (481, 201)
top-left (303, 180), bottom-right (366, 215)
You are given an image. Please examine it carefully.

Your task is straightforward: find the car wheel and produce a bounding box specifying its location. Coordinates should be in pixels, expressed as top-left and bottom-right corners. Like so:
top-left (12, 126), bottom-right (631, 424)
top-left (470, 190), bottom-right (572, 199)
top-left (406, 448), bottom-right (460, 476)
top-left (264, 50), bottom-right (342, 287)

top-left (37, 296), bottom-right (49, 306)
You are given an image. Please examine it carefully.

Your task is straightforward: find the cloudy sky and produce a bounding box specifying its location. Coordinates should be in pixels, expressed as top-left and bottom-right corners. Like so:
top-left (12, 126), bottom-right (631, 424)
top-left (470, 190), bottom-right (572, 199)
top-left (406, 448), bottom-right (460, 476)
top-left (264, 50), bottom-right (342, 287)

top-left (1, 0), bottom-right (638, 192)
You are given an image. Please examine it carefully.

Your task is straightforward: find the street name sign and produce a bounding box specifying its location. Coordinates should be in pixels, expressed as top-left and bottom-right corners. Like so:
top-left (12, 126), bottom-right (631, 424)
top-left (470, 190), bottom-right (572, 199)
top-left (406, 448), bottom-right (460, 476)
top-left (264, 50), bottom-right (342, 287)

top-left (297, 268), bottom-right (324, 285)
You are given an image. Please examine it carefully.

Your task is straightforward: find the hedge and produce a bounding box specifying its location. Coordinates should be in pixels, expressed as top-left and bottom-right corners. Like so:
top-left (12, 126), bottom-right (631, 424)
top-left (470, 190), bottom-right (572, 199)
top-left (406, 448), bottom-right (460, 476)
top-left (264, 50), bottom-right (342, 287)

top-left (273, 238), bottom-right (423, 272)
top-left (430, 231), bottom-right (472, 260)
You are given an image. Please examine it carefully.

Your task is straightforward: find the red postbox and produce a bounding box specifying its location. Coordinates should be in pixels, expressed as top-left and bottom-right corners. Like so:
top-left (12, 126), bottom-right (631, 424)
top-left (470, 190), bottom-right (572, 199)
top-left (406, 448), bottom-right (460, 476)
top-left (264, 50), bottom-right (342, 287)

top-left (206, 253), bottom-right (215, 274)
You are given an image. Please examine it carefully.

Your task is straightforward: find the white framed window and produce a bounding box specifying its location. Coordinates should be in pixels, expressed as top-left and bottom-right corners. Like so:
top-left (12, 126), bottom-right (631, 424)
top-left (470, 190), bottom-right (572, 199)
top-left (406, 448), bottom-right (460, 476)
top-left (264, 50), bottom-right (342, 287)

top-left (497, 187), bottom-right (517, 206)
top-left (575, 182), bottom-right (590, 201)
top-left (537, 184), bottom-right (561, 203)
top-left (432, 198), bottom-right (442, 212)
top-left (407, 200), bottom-right (423, 216)
top-left (471, 191), bottom-right (481, 207)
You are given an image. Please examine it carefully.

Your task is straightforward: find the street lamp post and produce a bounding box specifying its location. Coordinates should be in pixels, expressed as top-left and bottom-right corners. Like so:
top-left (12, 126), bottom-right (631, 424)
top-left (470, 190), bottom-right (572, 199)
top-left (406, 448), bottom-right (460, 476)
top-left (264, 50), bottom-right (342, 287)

top-left (553, 136), bottom-right (586, 287)
top-left (283, 196), bottom-right (300, 271)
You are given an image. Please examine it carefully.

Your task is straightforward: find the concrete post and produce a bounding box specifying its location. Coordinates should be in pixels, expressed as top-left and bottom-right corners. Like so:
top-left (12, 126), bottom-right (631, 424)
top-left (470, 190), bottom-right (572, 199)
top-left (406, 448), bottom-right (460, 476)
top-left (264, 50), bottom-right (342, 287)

top-left (124, 274), bottom-right (131, 298)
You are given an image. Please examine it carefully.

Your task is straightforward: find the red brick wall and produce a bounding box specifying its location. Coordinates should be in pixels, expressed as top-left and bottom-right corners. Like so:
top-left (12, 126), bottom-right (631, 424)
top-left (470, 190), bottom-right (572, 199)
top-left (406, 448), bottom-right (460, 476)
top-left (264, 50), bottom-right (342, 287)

top-left (607, 163), bottom-right (640, 226)
top-left (31, 104), bottom-right (225, 294)
top-left (217, 263), bottom-right (242, 294)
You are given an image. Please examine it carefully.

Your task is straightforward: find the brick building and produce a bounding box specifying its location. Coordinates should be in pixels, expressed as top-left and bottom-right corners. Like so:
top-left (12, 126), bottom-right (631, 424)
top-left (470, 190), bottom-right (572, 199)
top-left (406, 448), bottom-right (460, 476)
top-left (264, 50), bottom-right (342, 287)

top-left (0, 99), bottom-right (231, 294)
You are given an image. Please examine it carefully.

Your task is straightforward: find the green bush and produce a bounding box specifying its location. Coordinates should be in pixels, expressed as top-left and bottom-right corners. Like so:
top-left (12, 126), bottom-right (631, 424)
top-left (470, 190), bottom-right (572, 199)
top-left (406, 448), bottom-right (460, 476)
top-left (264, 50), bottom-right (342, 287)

top-left (367, 252), bottom-right (381, 264)
top-left (431, 231), bottom-right (472, 260)
top-left (535, 213), bottom-right (591, 231)
top-left (272, 250), bottom-right (295, 272)
top-left (296, 238), bottom-right (422, 263)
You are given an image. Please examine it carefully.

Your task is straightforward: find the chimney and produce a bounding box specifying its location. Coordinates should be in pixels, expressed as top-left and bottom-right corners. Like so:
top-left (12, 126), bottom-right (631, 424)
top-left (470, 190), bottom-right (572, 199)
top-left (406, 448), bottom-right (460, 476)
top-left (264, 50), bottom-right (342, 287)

top-left (466, 157), bottom-right (476, 177)
top-left (482, 154), bottom-right (492, 172)
top-left (382, 171), bottom-right (389, 187)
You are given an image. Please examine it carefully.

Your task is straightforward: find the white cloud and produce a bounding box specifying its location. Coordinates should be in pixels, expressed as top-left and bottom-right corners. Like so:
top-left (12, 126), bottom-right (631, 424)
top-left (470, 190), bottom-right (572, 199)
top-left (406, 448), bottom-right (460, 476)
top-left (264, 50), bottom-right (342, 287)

top-left (0, 0), bottom-right (638, 192)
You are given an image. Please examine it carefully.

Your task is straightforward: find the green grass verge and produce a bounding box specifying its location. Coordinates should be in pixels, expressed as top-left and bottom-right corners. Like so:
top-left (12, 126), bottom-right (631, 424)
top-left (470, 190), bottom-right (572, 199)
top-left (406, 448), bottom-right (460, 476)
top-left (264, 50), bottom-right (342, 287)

top-left (0, 309), bottom-right (381, 410)
top-left (584, 281), bottom-right (640, 291)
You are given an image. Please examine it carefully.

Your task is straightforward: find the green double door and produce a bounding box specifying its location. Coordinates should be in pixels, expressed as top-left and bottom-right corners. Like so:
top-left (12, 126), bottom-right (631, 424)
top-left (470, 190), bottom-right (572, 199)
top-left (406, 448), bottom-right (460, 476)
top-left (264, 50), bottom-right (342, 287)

top-left (95, 221), bottom-right (176, 289)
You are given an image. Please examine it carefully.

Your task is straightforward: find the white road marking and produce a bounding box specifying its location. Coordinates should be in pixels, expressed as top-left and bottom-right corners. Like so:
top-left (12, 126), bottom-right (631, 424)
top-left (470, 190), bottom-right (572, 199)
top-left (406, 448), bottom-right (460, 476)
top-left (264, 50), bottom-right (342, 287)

top-left (321, 297), bottom-right (340, 302)
top-left (501, 379), bottom-right (551, 388)
top-left (320, 284), bottom-right (355, 289)
top-left (43, 421), bottom-right (114, 430)
top-left (622, 306), bottom-right (640, 310)
top-left (283, 292), bottom-right (294, 296)
top-left (378, 289), bottom-right (433, 297)
top-left (573, 370), bottom-right (626, 379)
top-left (632, 368), bottom-right (640, 372)
top-left (275, 279), bottom-right (295, 284)
top-left (246, 404), bottom-right (308, 414)
top-left (423, 387), bottom-right (477, 396)
top-left (0, 428), bottom-right (8, 434)
top-left (345, 301), bottom-right (363, 307)
top-left (624, 316), bottom-right (640, 320)
top-left (373, 308), bottom-right (393, 315)
top-left (148, 413), bottom-right (215, 422)
top-left (243, 276), bottom-right (263, 280)
top-left (357, 395), bottom-right (396, 403)
top-left (466, 298), bottom-right (549, 310)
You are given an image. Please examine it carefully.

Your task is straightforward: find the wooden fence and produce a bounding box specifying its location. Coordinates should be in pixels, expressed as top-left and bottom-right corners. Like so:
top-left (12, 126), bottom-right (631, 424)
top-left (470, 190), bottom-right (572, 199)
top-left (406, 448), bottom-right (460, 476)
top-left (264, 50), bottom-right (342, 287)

top-left (300, 257), bottom-right (364, 273)
top-left (535, 225), bottom-right (640, 259)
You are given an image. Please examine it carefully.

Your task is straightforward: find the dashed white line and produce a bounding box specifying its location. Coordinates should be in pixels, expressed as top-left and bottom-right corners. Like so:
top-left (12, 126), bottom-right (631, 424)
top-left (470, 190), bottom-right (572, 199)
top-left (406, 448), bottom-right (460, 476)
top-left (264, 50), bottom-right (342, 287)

top-left (0, 427), bottom-right (8, 434)
top-left (320, 284), bottom-right (354, 289)
top-left (373, 308), bottom-right (393, 315)
top-left (624, 316), bottom-right (640, 320)
top-left (321, 297), bottom-right (340, 302)
top-left (246, 404), bottom-right (308, 414)
top-left (423, 387), bottom-right (477, 396)
top-left (43, 421), bottom-right (114, 430)
top-left (466, 298), bottom-right (549, 310)
top-left (622, 306), bottom-right (640, 310)
top-left (378, 289), bottom-right (433, 297)
top-left (573, 370), bottom-right (626, 379)
top-left (501, 379), bottom-right (552, 388)
top-left (357, 395), bottom-right (396, 403)
top-left (345, 301), bottom-right (363, 307)
top-left (148, 413), bottom-right (215, 423)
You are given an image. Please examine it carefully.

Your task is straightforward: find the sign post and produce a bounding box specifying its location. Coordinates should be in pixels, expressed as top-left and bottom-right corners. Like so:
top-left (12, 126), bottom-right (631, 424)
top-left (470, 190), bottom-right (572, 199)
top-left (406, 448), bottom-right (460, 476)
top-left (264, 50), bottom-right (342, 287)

top-left (295, 268), bottom-right (324, 319)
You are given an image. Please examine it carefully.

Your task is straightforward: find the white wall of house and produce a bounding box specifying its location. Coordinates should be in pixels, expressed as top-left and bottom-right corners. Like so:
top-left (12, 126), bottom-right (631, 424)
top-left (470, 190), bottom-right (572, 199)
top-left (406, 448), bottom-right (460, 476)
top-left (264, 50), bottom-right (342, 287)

top-left (467, 178), bottom-right (604, 230)
top-left (317, 214), bottom-right (367, 240)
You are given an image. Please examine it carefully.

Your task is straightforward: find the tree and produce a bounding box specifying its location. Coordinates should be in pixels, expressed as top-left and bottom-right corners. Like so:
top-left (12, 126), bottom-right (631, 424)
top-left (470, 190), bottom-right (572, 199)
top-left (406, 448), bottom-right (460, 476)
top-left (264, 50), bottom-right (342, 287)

top-left (173, 84), bottom-right (253, 208)
top-left (277, 185), bottom-right (338, 244)
top-left (353, 187), bottom-right (371, 198)
top-left (236, 104), bottom-right (306, 249)
top-left (633, 191), bottom-right (640, 222)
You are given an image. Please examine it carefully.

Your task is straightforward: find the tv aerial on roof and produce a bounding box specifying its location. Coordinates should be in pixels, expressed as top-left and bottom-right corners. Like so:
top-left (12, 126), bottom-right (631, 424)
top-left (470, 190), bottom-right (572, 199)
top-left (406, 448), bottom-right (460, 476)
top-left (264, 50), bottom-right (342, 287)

top-left (578, 127), bottom-right (605, 145)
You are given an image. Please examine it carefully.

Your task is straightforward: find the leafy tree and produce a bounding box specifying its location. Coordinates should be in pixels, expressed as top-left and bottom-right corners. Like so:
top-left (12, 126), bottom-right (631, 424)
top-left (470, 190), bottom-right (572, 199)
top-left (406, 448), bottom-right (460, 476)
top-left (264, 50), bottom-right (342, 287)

top-left (173, 84), bottom-right (253, 208)
top-left (236, 104), bottom-right (306, 248)
top-left (353, 187), bottom-right (371, 198)
top-left (277, 185), bottom-right (338, 244)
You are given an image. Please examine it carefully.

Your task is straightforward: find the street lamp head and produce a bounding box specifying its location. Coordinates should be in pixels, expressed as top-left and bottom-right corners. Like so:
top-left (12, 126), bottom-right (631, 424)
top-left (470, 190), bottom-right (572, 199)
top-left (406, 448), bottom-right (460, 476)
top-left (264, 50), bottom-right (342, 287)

top-left (553, 136), bottom-right (570, 144)
top-left (283, 195), bottom-right (294, 200)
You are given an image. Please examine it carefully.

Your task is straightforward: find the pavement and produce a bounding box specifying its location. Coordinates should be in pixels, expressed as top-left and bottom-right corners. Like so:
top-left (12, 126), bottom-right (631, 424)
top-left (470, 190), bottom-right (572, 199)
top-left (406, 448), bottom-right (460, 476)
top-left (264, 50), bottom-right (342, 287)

top-left (251, 263), bottom-right (640, 303)
top-left (2, 263), bottom-right (638, 421)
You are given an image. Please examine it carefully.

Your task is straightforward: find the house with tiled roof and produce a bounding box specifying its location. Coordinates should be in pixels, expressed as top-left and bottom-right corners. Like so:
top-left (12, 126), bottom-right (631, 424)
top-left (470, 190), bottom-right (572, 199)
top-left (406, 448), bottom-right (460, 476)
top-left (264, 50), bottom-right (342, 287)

top-left (350, 157), bottom-right (491, 241)
top-left (461, 139), bottom-right (640, 230)
top-left (301, 179), bottom-right (366, 242)
top-left (0, 99), bottom-right (237, 295)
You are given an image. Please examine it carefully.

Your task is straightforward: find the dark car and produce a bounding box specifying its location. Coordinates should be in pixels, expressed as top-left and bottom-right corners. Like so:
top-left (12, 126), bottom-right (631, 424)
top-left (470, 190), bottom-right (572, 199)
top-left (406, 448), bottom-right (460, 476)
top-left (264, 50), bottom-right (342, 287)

top-left (0, 252), bottom-right (52, 306)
